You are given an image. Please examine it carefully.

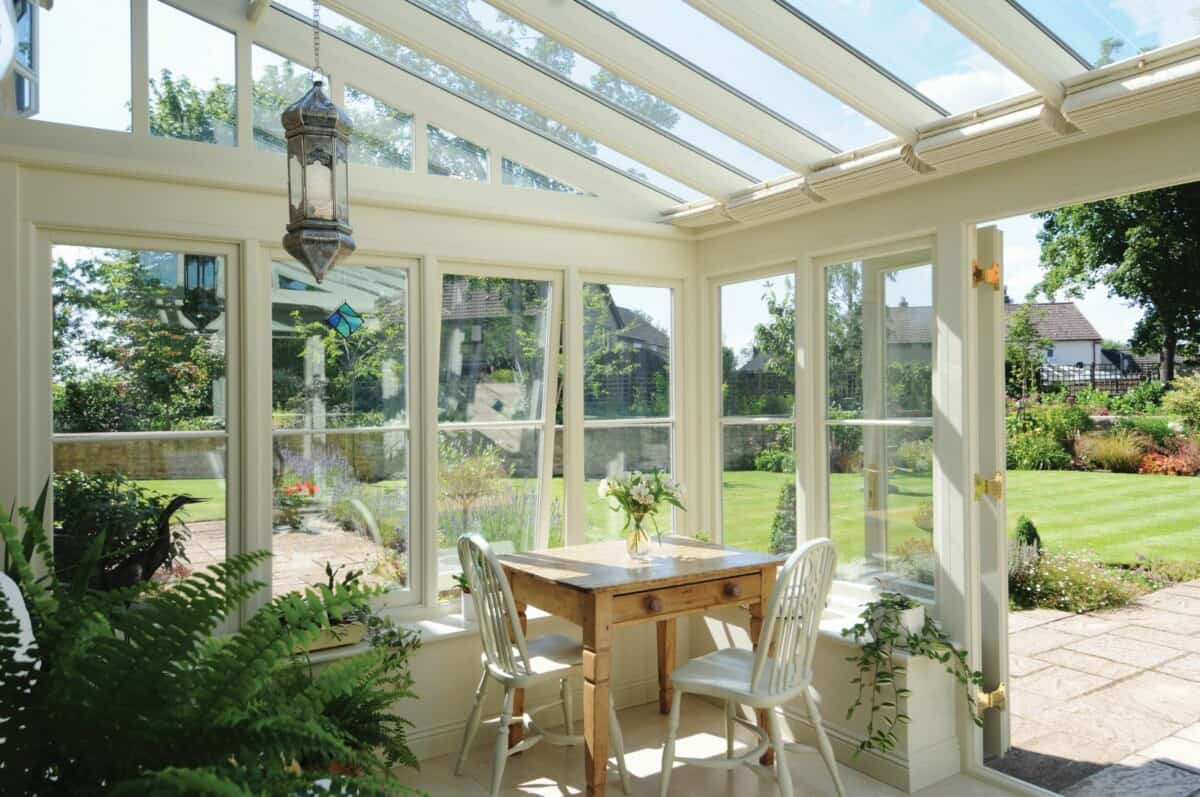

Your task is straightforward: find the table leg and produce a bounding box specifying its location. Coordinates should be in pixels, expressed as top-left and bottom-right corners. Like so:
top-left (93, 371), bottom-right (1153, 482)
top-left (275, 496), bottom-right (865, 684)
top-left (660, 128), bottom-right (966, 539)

top-left (657, 618), bottom-right (676, 714)
top-left (508, 600), bottom-right (529, 751)
top-left (583, 592), bottom-right (613, 796)
top-left (750, 565), bottom-right (778, 766)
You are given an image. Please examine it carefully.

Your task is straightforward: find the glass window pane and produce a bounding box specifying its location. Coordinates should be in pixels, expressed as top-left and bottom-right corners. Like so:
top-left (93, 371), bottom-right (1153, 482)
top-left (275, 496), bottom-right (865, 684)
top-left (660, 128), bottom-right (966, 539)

top-left (584, 425), bottom-right (672, 542)
top-left (271, 262), bottom-right (409, 431)
top-left (410, 0), bottom-right (786, 181)
top-left (438, 275), bottom-right (551, 422)
top-left (721, 423), bottom-right (794, 553)
top-left (52, 246), bottom-right (227, 433)
top-left (583, 283), bottom-right (672, 419)
top-left (272, 432), bottom-right (408, 595)
top-left (782, 0), bottom-right (1031, 113)
top-left (1015, 0), bottom-right (1200, 67)
top-left (437, 428), bottom-right (542, 556)
top-left (148, 1), bottom-right (236, 146)
top-left (827, 261), bottom-right (864, 419)
top-left (345, 85), bottom-right (413, 170)
top-left (52, 437), bottom-right (227, 587)
top-left (274, 0), bottom-right (704, 201)
top-left (595, 0), bottom-right (887, 152)
top-left (722, 275), bottom-right (794, 417)
top-left (15, 0), bottom-right (32, 69)
top-left (885, 264), bottom-right (933, 418)
top-left (252, 45), bottom-right (313, 152)
top-left (828, 426), bottom-right (933, 596)
top-left (33, 0), bottom-right (131, 131)
top-left (428, 124), bottom-right (488, 181)
top-left (502, 158), bottom-right (582, 194)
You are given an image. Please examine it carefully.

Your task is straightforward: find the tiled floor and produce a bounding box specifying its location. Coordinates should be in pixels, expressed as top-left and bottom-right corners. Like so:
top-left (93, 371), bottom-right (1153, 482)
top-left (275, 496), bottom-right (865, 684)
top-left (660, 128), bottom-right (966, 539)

top-left (993, 583), bottom-right (1200, 794)
top-left (410, 697), bottom-right (1015, 797)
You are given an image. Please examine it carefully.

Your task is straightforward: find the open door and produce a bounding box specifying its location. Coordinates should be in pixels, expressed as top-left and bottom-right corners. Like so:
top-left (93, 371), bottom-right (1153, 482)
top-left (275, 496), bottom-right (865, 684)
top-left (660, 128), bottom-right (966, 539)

top-left (975, 226), bottom-right (1010, 760)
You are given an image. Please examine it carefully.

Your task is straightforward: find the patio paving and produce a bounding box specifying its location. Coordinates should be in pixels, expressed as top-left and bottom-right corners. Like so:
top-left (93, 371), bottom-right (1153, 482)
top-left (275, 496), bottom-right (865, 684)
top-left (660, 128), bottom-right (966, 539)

top-left (992, 583), bottom-right (1200, 794)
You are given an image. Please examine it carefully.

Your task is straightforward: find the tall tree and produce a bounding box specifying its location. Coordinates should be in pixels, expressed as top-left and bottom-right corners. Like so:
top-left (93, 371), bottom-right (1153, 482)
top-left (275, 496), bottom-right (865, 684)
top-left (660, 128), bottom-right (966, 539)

top-left (1035, 182), bottom-right (1200, 382)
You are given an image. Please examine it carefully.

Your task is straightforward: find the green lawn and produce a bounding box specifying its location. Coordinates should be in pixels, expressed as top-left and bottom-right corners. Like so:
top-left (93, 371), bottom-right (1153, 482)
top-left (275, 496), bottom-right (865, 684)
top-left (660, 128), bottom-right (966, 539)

top-left (137, 469), bottom-right (1200, 565)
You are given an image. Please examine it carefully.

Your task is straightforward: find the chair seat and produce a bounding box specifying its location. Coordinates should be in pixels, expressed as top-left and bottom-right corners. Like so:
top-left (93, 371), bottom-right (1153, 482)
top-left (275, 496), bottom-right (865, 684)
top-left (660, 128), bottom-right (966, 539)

top-left (484, 633), bottom-right (582, 683)
top-left (671, 648), bottom-right (808, 707)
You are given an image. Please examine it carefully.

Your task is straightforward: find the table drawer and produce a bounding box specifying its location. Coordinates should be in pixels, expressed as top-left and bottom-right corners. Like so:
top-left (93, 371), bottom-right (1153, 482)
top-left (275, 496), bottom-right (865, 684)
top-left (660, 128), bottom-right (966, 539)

top-left (612, 573), bottom-right (762, 626)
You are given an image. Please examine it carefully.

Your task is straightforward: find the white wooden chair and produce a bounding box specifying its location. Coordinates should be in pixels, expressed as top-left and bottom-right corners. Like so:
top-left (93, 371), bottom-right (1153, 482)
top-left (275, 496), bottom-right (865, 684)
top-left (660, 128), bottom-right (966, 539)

top-left (454, 534), bottom-right (632, 797)
top-left (658, 538), bottom-right (844, 797)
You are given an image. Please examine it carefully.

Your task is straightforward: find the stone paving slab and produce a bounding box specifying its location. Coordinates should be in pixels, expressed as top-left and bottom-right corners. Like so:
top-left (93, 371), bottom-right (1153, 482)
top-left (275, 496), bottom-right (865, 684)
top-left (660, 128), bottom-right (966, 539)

top-left (1033, 648), bottom-right (1141, 680)
top-left (1062, 760), bottom-right (1200, 797)
top-left (1065, 633), bottom-right (1180, 669)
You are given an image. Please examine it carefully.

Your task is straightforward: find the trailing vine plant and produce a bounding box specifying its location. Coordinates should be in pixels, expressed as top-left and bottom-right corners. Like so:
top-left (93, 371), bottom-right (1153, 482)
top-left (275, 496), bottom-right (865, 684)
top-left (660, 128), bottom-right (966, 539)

top-left (842, 592), bottom-right (985, 755)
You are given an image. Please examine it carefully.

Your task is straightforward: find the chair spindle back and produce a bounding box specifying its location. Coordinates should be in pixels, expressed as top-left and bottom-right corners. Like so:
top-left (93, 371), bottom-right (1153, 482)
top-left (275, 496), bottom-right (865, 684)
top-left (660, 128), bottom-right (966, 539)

top-left (457, 534), bottom-right (530, 679)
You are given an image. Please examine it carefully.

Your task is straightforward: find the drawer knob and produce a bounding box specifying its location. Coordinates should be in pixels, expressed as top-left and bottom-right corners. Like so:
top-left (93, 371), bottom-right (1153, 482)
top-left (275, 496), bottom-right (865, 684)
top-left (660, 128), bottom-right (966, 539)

top-left (724, 582), bottom-right (742, 598)
top-left (645, 595), bottom-right (664, 613)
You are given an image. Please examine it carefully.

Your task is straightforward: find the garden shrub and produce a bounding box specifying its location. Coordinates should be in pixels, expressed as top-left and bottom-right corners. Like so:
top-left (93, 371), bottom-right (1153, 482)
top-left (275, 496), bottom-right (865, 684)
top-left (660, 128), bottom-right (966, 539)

top-left (766, 481), bottom-right (796, 555)
top-left (1076, 429), bottom-right (1148, 473)
top-left (1117, 415), bottom-right (1175, 447)
top-left (1007, 431), bottom-right (1072, 470)
top-left (828, 411), bottom-right (863, 473)
top-left (1139, 438), bottom-right (1200, 476)
top-left (894, 536), bottom-right (935, 585)
top-left (1014, 515), bottom-right (1041, 553)
top-left (1029, 403), bottom-right (1093, 448)
top-left (1072, 387), bottom-right (1112, 415)
top-left (912, 500), bottom-right (933, 531)
top-left (1111, 380), bottom-right (1165, 415)
top-left (1164, 375), bottom-right (1200, 433)
top-left (893, 437), bottom-right (933, 473)
top-left (753, 447), bottom-right (795, 473)
top-left (1009, 547), bottom-right (1137, 613)
top-left (1124, 556), bottom-right (1200, 592)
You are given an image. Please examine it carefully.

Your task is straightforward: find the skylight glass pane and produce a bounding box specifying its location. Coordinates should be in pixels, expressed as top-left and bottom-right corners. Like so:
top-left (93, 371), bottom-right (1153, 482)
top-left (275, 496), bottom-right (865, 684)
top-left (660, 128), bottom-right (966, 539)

top-left (33, 0), bottom-right (130, 131)
top-left (1015, 0), bottom-right (1200, 67)
top-left (411, 0), bottom-right (787, 181)
top-left (148, 1), bottom-right (237, 146)
top-left (501, 158), bottom-right (583, 194)
top-left (428, 125), bottom-right (488, 181)
top-left (251, 45), bottom-right (312, 152)
top-left (345, 85), bottom-right (414, 171)
top-left (272, 1), bottom-right (702, 201)
top-left (783, 0), bottom-right (1032, 114)
top-left (593, 0), bottom-right (886, 152)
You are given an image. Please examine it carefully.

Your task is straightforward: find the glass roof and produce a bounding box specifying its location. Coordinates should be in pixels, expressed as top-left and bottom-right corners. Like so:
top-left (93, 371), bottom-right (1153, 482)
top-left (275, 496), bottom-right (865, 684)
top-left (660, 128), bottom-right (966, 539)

top-left (1015, 0), bottom-right (1200, 67)
top-left (273, 0), bottom-right (702, 201)
top-left (410, 0), bottom-right (789, 182)
top-left (781, 0), bottom-right (1032, 115)
top-left (586, 0), bottom-right (887, 152)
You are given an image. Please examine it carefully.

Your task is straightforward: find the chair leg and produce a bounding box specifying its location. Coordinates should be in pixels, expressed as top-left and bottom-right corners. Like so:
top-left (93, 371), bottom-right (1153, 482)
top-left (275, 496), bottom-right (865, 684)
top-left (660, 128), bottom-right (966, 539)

top-left (455, 668), bottom-right (489, 775)
top-left (724, 700), bottom-right (735, 759)
top-left (561, 676), bottom-right (575, 735)
top-left (805, 688), bottom-right (846, 797)
top-left (489, 686), bottom-right (515, 797)
top-left (608, 694), bottom-right (632, 795)
top-left (767, 707), bottom-right (793, 797)
top-left (659, 690), bottom-right (683, 797)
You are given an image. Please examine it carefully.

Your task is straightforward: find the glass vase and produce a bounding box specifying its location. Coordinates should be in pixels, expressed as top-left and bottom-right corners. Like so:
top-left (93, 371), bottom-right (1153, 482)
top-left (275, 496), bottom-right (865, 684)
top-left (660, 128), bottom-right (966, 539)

top-left (626, 516), bottom-right (652, 561)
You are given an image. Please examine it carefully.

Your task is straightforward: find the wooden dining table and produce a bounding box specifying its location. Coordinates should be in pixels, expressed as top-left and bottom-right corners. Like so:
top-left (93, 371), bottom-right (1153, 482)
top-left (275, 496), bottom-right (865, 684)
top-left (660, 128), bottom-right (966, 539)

top-left (498, 536), bottom-right (785, 796)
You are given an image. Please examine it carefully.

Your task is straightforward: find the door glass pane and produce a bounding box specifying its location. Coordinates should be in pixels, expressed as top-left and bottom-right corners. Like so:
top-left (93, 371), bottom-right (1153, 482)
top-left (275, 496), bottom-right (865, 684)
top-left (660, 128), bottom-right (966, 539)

top-left (583, 283), bottom-right (672, 419)
top-left (437, 428), bottom-right (542, 554)
top-left (584, 425), bottom-right (672, 541)
top-left (826, 261), bottom-right (864, 419)
top-left (345, 85), bottom-right (414, 171)
top-left (33, 0), bottom-right (130, 131)
top-left (52, 246), bottom-right (226, 433)
top-left (502, 158), bottom-right (582, 194)
top-left (722, 275), bottom-right (794, 417)
top-left (272, 432), bottom-right (409, 594)
top-left (252, 45), bottom-right (312, 152)
top-left (721, 423), bottom-right (794, 553)
top-left (885, 264), bottom-right (934, 418)
top-left (148, 1), bottom-right (237, 146)
top-left (438, 275), bottom-right (551, 422)
top-left (428, 125), bottom-right (488, 181)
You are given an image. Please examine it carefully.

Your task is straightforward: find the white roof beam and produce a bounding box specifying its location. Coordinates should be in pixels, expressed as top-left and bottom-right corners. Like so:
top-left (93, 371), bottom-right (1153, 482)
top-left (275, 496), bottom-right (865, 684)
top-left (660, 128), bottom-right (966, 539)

top-left (247, 0), bottom-right (270, 23)
top-left (322, 0), bottom-right (754, 198)
top-left (486, 0), bottom-right (835, 172)
top-left (685, 0), bottom-right (944, 141)
top-left (921, 0), bottom-right (1089, 110)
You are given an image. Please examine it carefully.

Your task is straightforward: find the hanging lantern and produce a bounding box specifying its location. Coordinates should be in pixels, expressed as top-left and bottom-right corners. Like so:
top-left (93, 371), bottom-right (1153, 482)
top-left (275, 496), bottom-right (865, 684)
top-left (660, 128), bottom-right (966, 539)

top-left (281, 1), bottom-right (354, 283)
top-left (181, 254), bottom-right (221, 330)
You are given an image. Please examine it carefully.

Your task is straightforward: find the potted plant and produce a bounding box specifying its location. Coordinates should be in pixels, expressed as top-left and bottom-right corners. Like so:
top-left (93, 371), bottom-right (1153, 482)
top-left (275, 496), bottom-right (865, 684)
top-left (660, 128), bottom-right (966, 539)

top-left (276, 476), bottom-right (319, 532)
top-left (597, 469), bottom-right (685, 560)
top-left (842, 593), bottom-right (984, 755)
top-left (298, 562), bottom-right (368, 653)
top-left (453, 572), bottom-right (475, 623)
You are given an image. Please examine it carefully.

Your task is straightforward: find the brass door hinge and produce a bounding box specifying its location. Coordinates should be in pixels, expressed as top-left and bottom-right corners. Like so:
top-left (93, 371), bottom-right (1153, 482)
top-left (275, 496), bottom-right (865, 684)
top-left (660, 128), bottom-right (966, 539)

top-left (977, 682), bottom-right (1007, 712)
top-left (974, 471), bottom-right (1004, 501)
top-left (972, 259), bottom-right (1001, 291)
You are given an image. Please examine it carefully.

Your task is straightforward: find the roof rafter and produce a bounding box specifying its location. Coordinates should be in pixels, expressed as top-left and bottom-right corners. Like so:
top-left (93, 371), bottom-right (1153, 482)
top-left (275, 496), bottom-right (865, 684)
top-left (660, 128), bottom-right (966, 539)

top-left (323, 0), bottom-right (755, 198)
top-left (486, 0), bottom-right (835, 173)
top-left (921, 0), bottom-right (1089, 111)
top-left (685, 0), bottom-right (944, 142)
top-left (247, 0), bottom-right (270, 23)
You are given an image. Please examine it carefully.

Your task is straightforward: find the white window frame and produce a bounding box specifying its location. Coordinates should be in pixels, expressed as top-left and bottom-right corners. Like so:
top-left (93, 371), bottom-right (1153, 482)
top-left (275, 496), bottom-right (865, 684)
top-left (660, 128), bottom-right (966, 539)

top-left (11, 0), bottom-right (39, 117)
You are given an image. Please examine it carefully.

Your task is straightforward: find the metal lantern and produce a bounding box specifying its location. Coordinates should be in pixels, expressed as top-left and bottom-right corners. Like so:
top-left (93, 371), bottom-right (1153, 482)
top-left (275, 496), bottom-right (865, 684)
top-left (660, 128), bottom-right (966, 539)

top-left (281, 79), bottom-right (355, 283)
top-left (181, 254), bottom-right (221, 330)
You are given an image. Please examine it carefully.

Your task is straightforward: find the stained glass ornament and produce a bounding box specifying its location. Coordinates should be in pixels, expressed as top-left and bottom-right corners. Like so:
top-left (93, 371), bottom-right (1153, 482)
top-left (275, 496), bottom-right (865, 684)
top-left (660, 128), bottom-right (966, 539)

top-left (325, 302), bottom-right (364, 338)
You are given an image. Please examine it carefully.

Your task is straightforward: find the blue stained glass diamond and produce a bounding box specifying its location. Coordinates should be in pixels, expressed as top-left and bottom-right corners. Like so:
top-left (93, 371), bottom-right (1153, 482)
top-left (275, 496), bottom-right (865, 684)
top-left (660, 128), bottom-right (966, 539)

top-left (325, 302), bottom-right (364, 338)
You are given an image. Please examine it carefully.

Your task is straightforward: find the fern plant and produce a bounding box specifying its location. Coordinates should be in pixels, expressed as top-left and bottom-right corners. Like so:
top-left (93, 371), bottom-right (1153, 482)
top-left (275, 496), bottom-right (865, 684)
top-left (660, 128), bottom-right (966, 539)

top-left (0, 482), bottom-right (424, 796)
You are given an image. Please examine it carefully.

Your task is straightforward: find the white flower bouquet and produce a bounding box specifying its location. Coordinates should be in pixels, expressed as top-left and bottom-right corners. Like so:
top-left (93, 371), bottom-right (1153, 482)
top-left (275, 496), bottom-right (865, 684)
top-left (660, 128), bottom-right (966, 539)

top-left (598, 469), bottom-right (685, 559)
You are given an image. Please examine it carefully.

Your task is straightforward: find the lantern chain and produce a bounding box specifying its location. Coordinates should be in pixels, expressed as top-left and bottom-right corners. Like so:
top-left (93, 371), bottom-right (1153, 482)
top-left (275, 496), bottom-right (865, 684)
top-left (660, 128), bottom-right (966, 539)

top-left (312, 0), bottom-right (322, 80)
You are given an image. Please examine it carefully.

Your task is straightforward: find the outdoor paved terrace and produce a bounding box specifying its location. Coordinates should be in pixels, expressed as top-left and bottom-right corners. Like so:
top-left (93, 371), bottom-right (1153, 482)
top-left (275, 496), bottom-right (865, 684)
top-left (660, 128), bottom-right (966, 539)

top-left (997, 584), bottom-right (1200, 794)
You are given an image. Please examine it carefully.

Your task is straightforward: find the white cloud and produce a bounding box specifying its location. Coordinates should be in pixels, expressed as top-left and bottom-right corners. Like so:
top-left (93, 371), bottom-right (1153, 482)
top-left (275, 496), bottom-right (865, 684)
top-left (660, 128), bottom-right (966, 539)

top-left (1113, 0), bottom-right (1200, 46)
top-left (915, 50), bottom-right (1029, 112)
